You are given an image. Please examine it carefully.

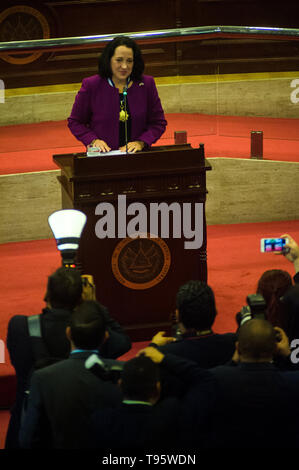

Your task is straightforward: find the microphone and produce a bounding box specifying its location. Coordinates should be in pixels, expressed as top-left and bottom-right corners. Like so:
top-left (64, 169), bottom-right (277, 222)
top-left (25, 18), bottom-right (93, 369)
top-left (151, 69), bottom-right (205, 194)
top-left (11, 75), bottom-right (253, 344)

top-left (123, 85), bottom-right (128, 154)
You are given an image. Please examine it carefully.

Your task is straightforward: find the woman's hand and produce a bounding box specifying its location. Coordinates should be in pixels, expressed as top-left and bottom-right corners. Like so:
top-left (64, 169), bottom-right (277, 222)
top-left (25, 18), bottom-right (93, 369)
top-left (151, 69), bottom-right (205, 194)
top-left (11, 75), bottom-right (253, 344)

top-left (119, 140), bottom-right (145, 153)
top-left (91, 139), bottom-right (111, 152)
top-left (275, 233), bottom-right (299, 274)
top-left (279, 233), bottom-right (299, 263)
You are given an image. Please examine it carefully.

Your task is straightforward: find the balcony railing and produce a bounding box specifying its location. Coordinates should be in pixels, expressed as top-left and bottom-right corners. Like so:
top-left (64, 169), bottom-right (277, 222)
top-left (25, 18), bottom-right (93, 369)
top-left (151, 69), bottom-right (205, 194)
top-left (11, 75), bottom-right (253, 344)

top-left (0, 25), bottom-right (299, 54)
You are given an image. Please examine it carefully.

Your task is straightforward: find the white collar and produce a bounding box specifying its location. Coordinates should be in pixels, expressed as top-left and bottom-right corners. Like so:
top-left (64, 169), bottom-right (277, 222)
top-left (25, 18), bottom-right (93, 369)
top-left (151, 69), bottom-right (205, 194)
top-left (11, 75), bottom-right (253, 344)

top-left (108, 77), bottom-right (131, 88)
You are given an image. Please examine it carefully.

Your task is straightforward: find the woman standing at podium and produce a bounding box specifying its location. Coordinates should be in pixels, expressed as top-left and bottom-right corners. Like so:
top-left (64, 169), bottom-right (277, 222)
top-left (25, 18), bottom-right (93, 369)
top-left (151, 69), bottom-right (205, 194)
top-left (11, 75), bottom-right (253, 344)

top-left (68, 36), bottom-right (167, 153)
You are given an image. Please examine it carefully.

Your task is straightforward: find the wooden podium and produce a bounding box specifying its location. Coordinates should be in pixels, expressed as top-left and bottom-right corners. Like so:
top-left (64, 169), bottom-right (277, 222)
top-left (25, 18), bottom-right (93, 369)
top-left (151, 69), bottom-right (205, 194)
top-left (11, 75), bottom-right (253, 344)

top-left (53, 144), bottom-right (211, 340)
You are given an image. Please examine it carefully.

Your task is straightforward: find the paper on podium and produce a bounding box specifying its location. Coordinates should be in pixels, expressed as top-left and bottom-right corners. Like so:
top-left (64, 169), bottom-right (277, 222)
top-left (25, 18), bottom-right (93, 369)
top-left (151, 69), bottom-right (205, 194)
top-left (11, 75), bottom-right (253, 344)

top-left (86, 148), bottom-right (127, 157)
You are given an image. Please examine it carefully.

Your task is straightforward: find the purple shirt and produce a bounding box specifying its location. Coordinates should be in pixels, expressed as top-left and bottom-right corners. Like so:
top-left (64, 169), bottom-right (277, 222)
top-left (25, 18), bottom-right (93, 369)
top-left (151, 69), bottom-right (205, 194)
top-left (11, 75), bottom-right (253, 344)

top-left (67, 74), bottom-right (167, 149)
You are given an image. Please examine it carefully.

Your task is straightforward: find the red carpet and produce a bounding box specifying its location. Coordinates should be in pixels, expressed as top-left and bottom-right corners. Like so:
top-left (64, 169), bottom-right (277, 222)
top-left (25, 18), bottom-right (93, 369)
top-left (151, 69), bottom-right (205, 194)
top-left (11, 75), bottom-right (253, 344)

top-left (0, 411), bottom-right (10, 449)
top-left (1, 220), bottom-right (299, 394)
top-left (2, 220), bottom-right (298, 340)
top-left (0, 113), bottom-right (299, 175)
top-left (0, 219), bottom-right (299, 447)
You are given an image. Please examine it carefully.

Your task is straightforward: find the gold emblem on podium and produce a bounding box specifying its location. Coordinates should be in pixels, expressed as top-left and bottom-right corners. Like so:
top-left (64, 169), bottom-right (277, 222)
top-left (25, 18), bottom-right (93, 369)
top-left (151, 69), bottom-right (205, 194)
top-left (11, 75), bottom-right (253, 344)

top-left (111, 234), bottom-right (171, 290)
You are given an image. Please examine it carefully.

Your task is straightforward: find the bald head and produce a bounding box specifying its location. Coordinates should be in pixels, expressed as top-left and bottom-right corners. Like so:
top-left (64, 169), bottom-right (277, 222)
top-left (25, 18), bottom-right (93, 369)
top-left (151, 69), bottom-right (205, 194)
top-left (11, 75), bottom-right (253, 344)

top-left (237, 319), bottom-right (277, 362)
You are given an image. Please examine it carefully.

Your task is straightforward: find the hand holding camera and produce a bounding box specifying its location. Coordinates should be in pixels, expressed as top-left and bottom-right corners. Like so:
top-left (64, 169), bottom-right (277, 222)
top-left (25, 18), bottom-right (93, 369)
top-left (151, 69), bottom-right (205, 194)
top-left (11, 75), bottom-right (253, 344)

top-left (81, 274), bottom-right (96, 301)
top-left (151, 331), bottom-right (176, 347)
top-left (137, 347), bottom-right (165, 364)
top-left (273, 326), bottom-right (291, 358)
top-left (236, 293), bottom-right (267, 327)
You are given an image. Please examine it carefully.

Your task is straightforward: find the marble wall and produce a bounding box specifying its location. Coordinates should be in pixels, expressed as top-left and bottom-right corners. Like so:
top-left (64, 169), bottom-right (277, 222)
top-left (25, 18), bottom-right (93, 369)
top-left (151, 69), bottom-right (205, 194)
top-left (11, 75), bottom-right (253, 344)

top-left (1, 73), bottom-right (299, 126)
top-left (1, 158), bottom-right (298, 244)
top-left (0, 170), bottom-right (61, 243)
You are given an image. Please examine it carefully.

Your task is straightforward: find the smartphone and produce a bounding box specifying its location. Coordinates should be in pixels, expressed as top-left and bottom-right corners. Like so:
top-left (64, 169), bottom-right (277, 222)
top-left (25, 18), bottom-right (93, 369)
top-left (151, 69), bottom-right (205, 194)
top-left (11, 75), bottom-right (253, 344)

top-left (260, 237), bottom-right (288, 253)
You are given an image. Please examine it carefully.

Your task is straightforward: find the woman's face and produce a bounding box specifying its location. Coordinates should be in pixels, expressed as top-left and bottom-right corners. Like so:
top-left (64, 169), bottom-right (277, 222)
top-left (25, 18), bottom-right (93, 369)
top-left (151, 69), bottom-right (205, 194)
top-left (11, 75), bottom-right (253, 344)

top-left (110, 45), bottom-right (134, 84)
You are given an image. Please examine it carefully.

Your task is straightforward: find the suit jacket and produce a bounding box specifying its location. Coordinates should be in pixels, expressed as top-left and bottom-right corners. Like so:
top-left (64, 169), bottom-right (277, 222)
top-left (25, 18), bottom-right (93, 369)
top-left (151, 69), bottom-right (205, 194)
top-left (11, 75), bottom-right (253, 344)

top-left (90, 353), bottom-right (210, 449)
top-left (182, 362), bottom-right (299, 448)
top-left (91, 400), bottom-right (180, 449)
top-left (19, 351), bottom-right (123, 449)
top-left (5, 305), bottom-right (131, 448)
top-left (67, 74), bottom-right (167, 148)
top-left (158, 332), bottom-right (237, 369)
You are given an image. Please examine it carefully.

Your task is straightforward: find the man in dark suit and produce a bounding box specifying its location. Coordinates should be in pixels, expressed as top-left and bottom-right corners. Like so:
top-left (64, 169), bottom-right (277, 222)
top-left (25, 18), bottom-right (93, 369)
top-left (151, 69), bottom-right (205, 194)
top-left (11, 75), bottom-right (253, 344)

top-left (91, 355), bottom-right (177, 448)
top-left (19, 300), bottom-right (123, 449)
top-left (157, 280), bottom-right (236, 367)
top-left (202, 319), bottom-right (299, 448)
top-left (90, 322), bottom-right (214, 450)
top-left (146, 319), bottom-right (299, 449)
top-left (6, 267), bottom-right (131, 448)
top-left (90, 351), bottom-right (211, 449)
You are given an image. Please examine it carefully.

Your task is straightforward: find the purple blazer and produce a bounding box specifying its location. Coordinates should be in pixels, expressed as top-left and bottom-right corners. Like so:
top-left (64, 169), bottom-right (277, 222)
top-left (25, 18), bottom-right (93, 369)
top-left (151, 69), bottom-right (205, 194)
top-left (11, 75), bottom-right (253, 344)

top-left (67, 74), bottom-right (167, 149)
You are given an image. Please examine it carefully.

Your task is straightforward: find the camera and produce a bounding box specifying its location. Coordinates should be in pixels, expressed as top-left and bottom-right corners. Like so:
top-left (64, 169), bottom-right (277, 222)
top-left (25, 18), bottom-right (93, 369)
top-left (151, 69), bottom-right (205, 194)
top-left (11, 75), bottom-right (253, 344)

top-left (236, 294), bottom-right (283, 343)
top-left (236, 293), bottom-right (267, 327)
top-left (85, 354), bottom-right (123, 384)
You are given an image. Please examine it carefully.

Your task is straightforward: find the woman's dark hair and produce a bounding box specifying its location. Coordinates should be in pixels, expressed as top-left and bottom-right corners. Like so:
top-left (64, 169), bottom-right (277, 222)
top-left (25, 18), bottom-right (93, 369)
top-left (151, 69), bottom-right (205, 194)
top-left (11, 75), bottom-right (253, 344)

top-left (98, 35), bottom-right (144, 81)
top-left (257, 269), bottom-right (293, 332)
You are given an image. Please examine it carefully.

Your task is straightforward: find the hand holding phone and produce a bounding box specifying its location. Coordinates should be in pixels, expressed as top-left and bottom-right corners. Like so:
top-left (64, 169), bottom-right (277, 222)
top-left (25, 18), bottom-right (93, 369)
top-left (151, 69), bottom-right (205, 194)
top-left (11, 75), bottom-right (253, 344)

top-left (279, 233), bottom-right (299, 262)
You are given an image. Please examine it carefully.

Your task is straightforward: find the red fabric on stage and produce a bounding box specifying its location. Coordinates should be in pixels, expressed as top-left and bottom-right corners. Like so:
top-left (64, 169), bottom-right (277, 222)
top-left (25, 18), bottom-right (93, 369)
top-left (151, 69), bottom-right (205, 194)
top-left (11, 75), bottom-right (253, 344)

top-left (1, 220), bottom-right (299, 378)
top-left (1, 114), bottom-right (298, 175)
top-left (1, 220), bottom-right (299, 446)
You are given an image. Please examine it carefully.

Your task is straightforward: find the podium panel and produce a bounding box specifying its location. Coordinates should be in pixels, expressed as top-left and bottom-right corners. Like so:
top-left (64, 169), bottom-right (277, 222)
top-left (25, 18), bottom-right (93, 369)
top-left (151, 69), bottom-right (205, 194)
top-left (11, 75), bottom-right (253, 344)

top-left (53, 144), bottom-right (211, 340)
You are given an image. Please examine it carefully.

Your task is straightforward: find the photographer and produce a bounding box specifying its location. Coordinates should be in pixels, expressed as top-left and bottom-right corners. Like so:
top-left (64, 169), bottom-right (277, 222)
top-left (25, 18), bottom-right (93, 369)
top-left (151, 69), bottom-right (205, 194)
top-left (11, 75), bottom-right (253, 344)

top-left (19, 300), bottom-right (123, 449)
top-left (252, 233), bottom-right (299, 343)
top-left (148, 319), bottom-right (299, 449)
top-left (275, 233), bottom-right (299, 342)
top-left (157, 281), bottom-right (236, 368)
top-left (203, 319), bottom-right (299, 448)
top-left (5, 267), bottom-right (131, 449)
top-left (90, 354), bottom-right (180, 449)
top-left (235, 290), bottom-right (299, 370)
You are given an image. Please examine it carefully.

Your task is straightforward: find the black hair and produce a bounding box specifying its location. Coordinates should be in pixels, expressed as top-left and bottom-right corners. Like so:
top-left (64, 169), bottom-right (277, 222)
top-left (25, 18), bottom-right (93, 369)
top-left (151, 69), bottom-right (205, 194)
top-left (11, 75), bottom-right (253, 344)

top-left (98, 35), bottom-right (144, 81)
top-left (121, 355), bottom-right (160, 402)
top-left (176, 280), bottom-right (217, 330)
top-left (46, 267), bottom-right (82, 311)
top-left (69, 300), bottom-right (107, 349)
